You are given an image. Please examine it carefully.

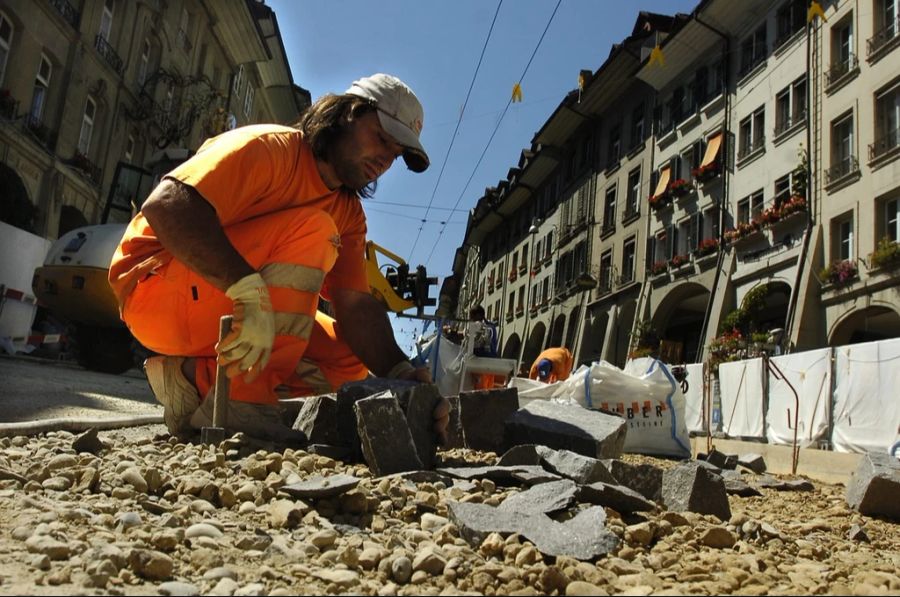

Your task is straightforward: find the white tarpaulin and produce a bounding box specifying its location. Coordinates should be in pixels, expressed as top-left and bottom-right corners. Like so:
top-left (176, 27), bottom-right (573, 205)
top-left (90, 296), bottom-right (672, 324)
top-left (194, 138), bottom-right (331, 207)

top-left (415, 333), bottom-right (462, 396)
top-left (552, 358), bottom-right (691, 458)
top-left (766, 348), bottom-right (831, 448)
top-left (683, 363), bottom-right (706, 434)
top-left (508, 376), bottom-right (559, 400)
top-left (832, 338), bottom-right (900, 454)
top-left (718, 358), bottom-right (765, 438)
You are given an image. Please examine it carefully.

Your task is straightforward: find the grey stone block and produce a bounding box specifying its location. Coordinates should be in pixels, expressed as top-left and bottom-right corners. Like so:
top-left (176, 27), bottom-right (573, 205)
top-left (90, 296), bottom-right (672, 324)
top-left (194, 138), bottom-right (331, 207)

top-left (448, 501), bottom-right (619, 561)
top-left (437, 465), bottom-right (561, 485)
top-left (578, 482), bottom-right (657, 513)
top-left (603, 459), bottom-right (664, 502)
top-left (396, 384), bottom-right (442, 470)
top-left (737, 452), bottom-right (767, 474)
top-left (280, 474), bottom-right (360, 499)
top-left (497, 479), bottom-right (578, 515)
top-left (706, 448), bottom-right (738, 470)
top-left (504, 401), bottom-right (627, 459)
top-left (354, 395), bottom-right (423, 477)
top-left (720, 470), bottom-right (763, 497)
top-left (292, 394), bottom-right (338, 445)
top-left (845, 452), bottom-right (900, 521)
top-left (499, 444), bottom-right (617, 485)
top-left (756, 476), bottom-right (815, 491)
top-left (662, 461), bottom-right (731, 521)
top-left (337, 378), bottom-right (418, 460)
top-left (497, 444), bottom-right (543, 466)
top-left (459, 387), bottom-right (520, 453)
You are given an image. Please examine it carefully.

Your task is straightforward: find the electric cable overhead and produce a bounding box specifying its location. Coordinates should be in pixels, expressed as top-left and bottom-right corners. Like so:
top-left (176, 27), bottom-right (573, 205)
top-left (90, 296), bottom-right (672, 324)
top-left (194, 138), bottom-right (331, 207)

top-left (405, 0), bottom-right (504, 263)
top-left (423, 0), bottom-right (563, 268)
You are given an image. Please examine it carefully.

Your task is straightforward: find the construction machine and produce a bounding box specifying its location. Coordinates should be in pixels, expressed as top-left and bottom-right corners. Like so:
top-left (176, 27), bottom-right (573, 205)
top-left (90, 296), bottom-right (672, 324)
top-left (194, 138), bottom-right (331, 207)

top-left (32, 160), bottom-right (439, 374)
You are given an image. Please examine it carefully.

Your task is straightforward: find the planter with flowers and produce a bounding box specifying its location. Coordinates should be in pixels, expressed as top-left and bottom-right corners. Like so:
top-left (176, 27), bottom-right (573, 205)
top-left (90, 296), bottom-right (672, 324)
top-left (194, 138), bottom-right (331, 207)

top-left (669, 253), bottom-right (691, 272)
top-left (869, 237), bottom-right (900, 272)
top-left (818, 259), bottom-right (858, 289)
top-left (724, 220), bottom-right (762, 246)
top-left (650, 260), bottom-right (668, 278)
top-left (692, 161), bottom-right (720, 184)
top-left (668, 178), bottom-right (692, 199)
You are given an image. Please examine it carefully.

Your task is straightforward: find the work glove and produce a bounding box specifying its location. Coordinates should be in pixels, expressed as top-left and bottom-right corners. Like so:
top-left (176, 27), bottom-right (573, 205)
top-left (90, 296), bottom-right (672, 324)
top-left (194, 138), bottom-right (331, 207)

top-left (216, 273), bottom-right (275, 382)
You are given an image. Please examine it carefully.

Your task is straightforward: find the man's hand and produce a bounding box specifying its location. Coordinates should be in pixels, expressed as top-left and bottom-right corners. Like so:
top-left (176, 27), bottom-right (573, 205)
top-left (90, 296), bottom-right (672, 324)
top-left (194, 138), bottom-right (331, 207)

top-left (216, 273), bottom-right (275, 382)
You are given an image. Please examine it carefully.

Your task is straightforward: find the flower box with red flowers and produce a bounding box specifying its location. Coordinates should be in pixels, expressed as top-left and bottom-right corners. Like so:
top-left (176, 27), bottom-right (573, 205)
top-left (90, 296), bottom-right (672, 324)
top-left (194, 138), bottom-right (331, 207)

top-left (695, 237), bottom-right (719, 257)
top-left (668, 178), bottom-right (692, 198)
top-left (669, 253), bottom-right (690, 269)
top-left (692, 161), bottom-right (720, 184)
top-left (650, 261), bottom-right (668, 276)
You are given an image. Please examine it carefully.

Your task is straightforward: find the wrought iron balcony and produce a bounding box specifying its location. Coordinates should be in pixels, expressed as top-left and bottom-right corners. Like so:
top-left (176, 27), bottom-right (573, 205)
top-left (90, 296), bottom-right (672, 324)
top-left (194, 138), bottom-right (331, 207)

top-left (774, 110), bottom-right (806, 137)
top-left (49, 0), bottom-right (79, 29)
top-left (824, 155), bottom-right (859, 185)
top-left (67, 151), bottom-right (102, 185)
top-left (825, 54), bottom-right (858, 88)
top-left (95, 35), bottom-right (124, 76)
top-left (23, 115), bottom-right (57, 151)
top-left (867, 17), bottom-right (900, 60)
top-left (737, 136), bottom-right (765, 161)
top-left (0, 90), bottom-right (17, 120)
top-left (869, 128), bottom-right (900, 162)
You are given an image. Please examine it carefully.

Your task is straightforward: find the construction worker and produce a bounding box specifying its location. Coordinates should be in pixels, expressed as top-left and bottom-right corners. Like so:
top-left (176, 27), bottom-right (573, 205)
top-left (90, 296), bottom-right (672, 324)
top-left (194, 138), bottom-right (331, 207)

top-left (529, 347), bottom-right (574, 383)
top-left (109, 74), bottom-right (449, 442)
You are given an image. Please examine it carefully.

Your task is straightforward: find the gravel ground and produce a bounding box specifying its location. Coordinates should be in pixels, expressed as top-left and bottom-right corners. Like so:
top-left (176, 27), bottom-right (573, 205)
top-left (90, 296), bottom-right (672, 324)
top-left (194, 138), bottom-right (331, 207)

top-left (0, 426), bottom-right (898, 596)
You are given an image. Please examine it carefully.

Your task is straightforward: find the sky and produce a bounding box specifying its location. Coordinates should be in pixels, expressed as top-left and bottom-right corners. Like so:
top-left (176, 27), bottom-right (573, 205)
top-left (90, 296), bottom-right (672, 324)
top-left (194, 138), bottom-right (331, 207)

top-left (267, 0), bottom-right (698, 355)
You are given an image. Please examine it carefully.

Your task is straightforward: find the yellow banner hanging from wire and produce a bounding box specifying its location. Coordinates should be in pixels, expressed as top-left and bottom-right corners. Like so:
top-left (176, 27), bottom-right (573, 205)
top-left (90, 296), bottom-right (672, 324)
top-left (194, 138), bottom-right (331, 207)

top-left (512, 82), bottom-right (523, 103)
top-left (649, 44), bottom-right (665, 67)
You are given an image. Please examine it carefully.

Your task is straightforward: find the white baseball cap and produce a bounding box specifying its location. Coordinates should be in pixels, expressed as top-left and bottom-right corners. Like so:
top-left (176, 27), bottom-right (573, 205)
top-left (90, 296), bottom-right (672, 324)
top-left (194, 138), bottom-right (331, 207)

top-left (345, 74), bottom-right (429, 173)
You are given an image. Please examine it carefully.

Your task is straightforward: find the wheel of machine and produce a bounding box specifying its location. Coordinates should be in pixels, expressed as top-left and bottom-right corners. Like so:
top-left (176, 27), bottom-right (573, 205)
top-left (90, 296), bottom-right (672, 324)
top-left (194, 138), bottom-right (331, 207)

top-left (75, 325), bottom-right (137, 374)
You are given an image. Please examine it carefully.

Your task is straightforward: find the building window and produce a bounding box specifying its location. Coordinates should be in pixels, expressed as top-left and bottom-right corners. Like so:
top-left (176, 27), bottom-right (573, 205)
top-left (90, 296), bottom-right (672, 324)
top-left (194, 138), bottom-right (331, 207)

top-left (78, 96), bottom-right (96, 155)
top-left (682, 140), bottom-right (703, 183)
top-left (873, 81), bottom-right (900, 160)
top-left (738, 190), bottom-right (764, 225)
top-left (603, 185), bottom-right (617, 233)
top-left (740, 24), bottom-right (767, 77)
top-left (243, 85), bottom-right (254, 117)
top-left (774, 173), bottom-right (792, 206)
top-left (834, 216), bottom-right (854, 261)
top-left (829, 112), bottom-right (856, 180)
top-left (775, 77), bottom-right (806, 135)
top-left (0, 12), bottom-right (12, 88)
top-left (653, 229), bottom-right (669, 263)
top-left (124, 134), bottom-right (134, 162)
top-left (630, 103), bottom-right (644, 149)
top-left (625, 167), bottom-right (640, 218)
top-left (702, 206), bottom-right (719, 241)
top-left (233, 64), bottom-right (243, 95)
top-left (137, 38), bottom-right (150, 88)
top-left (869, 0), bottom-right (899, 58)
top-left (599, 250), bottom-right (613, 293)
top-left (99, 0), bottom-right (114, 41)
top-left (776, 0), bottom-right (806, 48)
top-left (622, 238), bottom-right (636, 283)
top-left (693, 65), bottom-right (709, 106)
top-left (738, 106), bottom-right (765, 159)
top-left (886, 198), bottom-right (900, 242)
top-left (607, 125), bottom-right (621, 168)
top-left (30, 55), bottom-right (52, 123)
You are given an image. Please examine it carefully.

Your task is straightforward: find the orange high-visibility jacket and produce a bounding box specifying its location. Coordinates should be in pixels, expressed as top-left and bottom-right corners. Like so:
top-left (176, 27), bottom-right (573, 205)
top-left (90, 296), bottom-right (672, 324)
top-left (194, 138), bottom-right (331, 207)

top-left (528, 347), bottom-right (574, 383)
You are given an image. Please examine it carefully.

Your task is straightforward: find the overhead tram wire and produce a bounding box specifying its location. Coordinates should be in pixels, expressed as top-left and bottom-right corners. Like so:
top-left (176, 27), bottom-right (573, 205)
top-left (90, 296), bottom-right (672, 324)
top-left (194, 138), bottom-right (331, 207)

top-left (423, 0), bottom-right (563, 268)
top-left (405, 0), bottom-right (504, 263)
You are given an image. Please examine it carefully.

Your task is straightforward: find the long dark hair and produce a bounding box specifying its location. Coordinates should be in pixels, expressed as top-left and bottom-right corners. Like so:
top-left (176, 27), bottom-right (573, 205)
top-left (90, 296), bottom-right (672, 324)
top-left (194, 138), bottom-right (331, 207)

top-left (295, 94), bottom-right (377, 198)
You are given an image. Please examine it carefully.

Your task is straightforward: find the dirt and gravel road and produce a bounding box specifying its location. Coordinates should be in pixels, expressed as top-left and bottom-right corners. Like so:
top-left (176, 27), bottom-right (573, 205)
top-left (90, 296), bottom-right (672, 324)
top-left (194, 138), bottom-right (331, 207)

top-left (0, 355), bottom-right (898, 595)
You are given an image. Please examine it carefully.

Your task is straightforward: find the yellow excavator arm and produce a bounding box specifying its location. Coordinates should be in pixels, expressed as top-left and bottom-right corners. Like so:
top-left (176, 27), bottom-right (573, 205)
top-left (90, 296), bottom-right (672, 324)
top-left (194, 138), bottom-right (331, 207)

top-left (365, 241), bottom-right (436, 317)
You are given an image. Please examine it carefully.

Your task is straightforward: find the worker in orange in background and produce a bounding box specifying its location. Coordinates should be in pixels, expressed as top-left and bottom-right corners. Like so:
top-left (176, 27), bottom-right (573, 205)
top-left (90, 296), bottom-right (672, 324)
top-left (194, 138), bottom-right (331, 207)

top-left (529, 347), bottom-right (574, 383)
top-left (109, 74), bottom-right (449, 443)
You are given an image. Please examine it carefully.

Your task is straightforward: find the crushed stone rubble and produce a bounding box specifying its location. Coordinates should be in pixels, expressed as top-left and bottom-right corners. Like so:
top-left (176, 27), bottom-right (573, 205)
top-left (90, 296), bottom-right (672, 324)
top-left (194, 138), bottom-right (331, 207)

top-left (0, 426), bottom-right (898, 596)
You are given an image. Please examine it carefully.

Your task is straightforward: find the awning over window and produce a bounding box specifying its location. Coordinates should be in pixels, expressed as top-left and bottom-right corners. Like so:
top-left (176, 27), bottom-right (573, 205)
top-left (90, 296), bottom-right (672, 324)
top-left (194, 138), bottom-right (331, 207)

top-left (700, 132), bottom-right (723, 168)
top-left (653, 166), bottom-right (671, 197)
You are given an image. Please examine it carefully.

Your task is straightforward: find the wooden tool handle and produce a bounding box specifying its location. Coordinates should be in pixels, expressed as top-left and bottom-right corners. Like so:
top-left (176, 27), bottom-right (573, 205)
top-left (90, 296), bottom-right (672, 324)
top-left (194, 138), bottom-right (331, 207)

top-left (212, 315), bottom-right (233, 428)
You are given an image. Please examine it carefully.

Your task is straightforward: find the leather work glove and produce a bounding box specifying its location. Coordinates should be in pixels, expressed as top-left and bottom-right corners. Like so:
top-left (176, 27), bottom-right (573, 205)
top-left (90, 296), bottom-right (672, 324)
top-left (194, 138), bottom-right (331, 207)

top-left (216, 273), bottom-right (275, 382)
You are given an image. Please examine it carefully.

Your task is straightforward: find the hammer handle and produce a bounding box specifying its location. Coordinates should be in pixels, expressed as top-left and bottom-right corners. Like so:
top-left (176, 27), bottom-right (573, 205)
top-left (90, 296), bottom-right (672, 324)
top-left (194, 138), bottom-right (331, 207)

top-left (213, 315), bottom-right (233, 428)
